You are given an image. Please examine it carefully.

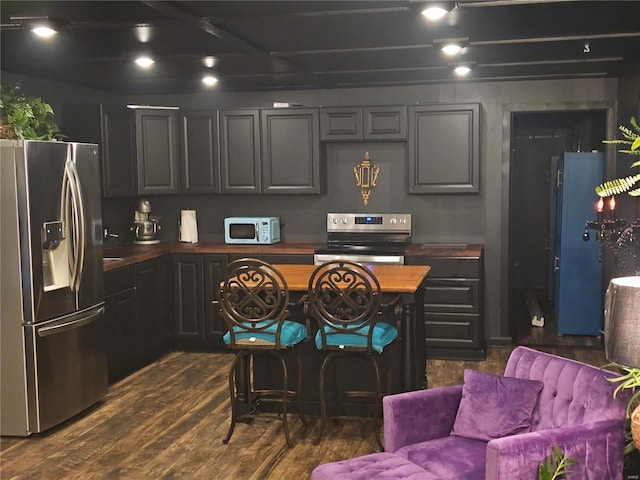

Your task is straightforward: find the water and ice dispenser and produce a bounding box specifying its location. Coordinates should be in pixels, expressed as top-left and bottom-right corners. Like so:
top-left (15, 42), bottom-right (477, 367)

top-left (41, 220), bottom-right (70, 291)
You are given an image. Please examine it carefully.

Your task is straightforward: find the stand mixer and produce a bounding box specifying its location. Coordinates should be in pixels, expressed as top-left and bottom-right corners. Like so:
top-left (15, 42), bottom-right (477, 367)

top-left (131, 198), bottom-right (161, 244)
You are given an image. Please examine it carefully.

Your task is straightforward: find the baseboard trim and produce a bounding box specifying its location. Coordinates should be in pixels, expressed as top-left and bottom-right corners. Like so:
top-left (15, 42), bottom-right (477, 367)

top-left (486, 336), bottom-right (513, 347)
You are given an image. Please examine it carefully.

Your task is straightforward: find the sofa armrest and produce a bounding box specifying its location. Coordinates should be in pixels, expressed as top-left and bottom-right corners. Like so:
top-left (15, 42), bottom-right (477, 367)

top-left (486, 419), bottom-right (626, 480)
top-left (383, 385), bottom-right (463, 452)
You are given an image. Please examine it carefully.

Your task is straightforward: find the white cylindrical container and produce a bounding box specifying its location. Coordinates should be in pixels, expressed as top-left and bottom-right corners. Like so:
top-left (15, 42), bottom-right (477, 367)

top-left (179, 209), bottom-right (198, 243)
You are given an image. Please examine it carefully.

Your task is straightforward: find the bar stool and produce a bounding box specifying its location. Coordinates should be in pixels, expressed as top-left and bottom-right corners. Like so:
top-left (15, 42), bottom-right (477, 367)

top-left (219, 258), bottom-right (308, 447)
top-left (307, 260), bottom-right (398, 450)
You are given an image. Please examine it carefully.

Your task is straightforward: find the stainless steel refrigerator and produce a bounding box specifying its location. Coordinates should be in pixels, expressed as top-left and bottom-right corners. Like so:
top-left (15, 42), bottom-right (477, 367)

top-left (1, 139), bottom-right (107, 436)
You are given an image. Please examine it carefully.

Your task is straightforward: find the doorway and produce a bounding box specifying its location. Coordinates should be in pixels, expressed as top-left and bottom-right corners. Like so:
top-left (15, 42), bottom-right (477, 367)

top-left (509, 110), bottom-right (606, 346)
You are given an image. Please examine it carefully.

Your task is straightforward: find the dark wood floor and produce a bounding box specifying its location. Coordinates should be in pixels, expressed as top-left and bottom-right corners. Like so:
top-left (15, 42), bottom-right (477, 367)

top-left (511, 287), bottom-right (603, 349)
top-left (0, 340), bottom-right (607, 480)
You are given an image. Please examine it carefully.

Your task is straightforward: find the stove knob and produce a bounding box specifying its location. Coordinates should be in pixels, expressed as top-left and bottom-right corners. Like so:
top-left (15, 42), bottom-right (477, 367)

top-left (332, 218), bottom-right (338, 224)
top-left (342, 218), bottom-right (348, 224)
top-left (400, 217), bottom-right (407, 224)
top-left (390, 218), bottom-right (397, 224)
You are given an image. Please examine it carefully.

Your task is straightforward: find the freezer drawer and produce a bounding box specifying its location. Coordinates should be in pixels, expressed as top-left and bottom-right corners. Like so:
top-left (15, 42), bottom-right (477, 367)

top-left (24, 303), bottom-right (108, 434)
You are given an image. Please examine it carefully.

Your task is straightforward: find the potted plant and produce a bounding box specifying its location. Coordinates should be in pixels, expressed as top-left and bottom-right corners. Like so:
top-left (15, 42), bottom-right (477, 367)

top-left (607, 365), bottom-right (640, 453)
top-left (0, 82), bottom-right (65, 141)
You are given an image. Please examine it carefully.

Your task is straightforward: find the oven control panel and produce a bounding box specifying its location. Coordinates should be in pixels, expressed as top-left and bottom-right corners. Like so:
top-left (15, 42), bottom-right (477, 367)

top-left (326, 213), bottom-right (411, 232)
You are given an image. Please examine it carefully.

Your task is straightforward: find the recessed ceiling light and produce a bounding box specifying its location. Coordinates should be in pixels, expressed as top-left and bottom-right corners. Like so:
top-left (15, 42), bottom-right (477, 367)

top-left (441, 43), bottom-right (462, 55)
top-left (421, 6), bottom-right (448, 21)
top-left (202, 75), bottom-right (218, 86)
top-left (136, 24), bottom-right (152, 43)
top-left (454, 65), bottom-right (471, 76)
top-left (203, 56), bottom-right (216, 68)
top-left (31, 25), bottom-right (57, 38)
top-left (134, 56), bottom-right (155, 68)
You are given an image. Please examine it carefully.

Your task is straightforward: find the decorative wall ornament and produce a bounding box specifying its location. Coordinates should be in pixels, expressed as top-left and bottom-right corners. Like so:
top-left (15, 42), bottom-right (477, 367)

top-left (354, 151), bottom-right (379, 206)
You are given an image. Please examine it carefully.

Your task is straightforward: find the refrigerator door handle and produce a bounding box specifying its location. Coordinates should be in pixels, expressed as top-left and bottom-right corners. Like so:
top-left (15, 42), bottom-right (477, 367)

top-left (60, 159), bottom-right (75, 282)
top-left (62, 145), bottom-right (86, 293)
top-left (37, 306), bottom-right (105, 337)
top-left (69, 145), bottom-right (86, 290)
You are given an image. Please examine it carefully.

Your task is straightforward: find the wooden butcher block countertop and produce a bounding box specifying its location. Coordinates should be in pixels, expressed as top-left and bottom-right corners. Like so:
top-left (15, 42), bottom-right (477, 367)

top-left (103, 242), bottom-right (483, 272)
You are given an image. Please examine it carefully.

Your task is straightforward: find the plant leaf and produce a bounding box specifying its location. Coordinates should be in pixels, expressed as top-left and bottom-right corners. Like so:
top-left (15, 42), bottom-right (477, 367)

top-left (595, 175), bottom-right (640, 197)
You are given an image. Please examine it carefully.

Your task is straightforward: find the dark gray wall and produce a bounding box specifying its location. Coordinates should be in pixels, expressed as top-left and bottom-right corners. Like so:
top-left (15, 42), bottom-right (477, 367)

top-left (1, 71), bottom-right (126, 123)
top-left (7, 71), bottom-right (632, 345)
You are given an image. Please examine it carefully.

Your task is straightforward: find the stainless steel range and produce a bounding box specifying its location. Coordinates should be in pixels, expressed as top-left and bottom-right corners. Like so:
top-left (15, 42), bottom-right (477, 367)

top-left (314, 213), bottom-right (412, 265)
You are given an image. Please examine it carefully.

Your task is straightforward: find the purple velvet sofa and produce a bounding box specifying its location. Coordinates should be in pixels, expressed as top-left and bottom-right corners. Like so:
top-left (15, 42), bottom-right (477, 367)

top-left (311, 346), bottom-right (630, 480)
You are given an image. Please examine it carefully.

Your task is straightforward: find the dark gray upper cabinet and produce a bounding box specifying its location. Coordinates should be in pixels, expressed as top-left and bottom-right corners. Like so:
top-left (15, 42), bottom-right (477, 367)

top-left (320, 106), bottom-right (406, 141)
top-left (408, 103), bottom-right (480, 194)
top-left (261, 108), bottom-right (322, 194)
top-left (102, 105), bottom-right (137, 197)
top-left (320, 107), bottom-right (362, 141)
top-left (363, 106), bottom-right (407, 140)
top-left (135, 108), bottom-right (180, 195)
top-left (219, 109), bottom-right (261, 194)
top-left (179, 111), bottom-right (220, 194)
top-left (220, 108), bottom-right (322, 194)
top-left (63, 103), bottom-right (137, 198)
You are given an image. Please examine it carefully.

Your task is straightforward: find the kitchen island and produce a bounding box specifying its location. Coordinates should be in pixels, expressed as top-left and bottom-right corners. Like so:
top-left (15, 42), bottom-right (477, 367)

top-left (239, 263), bottom-right (430, 416)
top-left (280, 263), bottom-right (428, 391)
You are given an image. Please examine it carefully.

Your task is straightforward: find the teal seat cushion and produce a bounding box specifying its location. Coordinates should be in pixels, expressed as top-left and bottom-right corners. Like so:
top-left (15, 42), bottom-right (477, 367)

top-left (223, 319), bottom-right (307, 347)
top-left (315, 322), bottom-right (398, 353)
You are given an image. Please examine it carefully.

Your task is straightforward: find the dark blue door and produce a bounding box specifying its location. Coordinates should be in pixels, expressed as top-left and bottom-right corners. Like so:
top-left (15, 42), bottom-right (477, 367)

top-left (555, 152), bottom-right (603, 335)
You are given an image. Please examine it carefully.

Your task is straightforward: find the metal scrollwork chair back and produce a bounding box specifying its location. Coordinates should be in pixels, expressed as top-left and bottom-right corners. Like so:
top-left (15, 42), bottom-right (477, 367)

top-left (307, 260), bottom-right (398, 450)
top-left (309, 260), bottom-right (383, 352)
top-left (219, 258), bottom-right (308, 447)
top-left (221, 258), bottom-right (291, 349)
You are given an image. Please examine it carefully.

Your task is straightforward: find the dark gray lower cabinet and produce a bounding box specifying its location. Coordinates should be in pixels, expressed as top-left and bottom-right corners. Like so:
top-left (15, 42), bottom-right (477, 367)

top-left (173, 254), bottom-right (228, 349)
top-left (406, 251), bottom-right (485, 360)
top-left (173, 254), bottom-right (206, 345)
top-left (104, 266), bottom-right (136, 381)
top-left (136, 257), bottom-right (174, 355)
top-left (204, 255), bottom-right (228, 347)
top-left (104, 256), bottom-right (173, 382)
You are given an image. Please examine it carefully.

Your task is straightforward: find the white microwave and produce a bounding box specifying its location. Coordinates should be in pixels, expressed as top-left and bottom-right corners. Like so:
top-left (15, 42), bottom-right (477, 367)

top-left (224, 217), bottom-right (281, 244)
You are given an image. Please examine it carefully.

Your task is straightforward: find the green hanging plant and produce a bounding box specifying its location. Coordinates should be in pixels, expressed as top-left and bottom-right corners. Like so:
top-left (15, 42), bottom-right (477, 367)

top-left (597, 117), bottom-right (640, 197)
top-left (0, 82), bottom-right (66, 141)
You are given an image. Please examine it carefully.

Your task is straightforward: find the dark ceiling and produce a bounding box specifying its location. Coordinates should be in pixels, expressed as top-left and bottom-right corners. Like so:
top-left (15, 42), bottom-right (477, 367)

top-left (1, 1), bottom-right (639, 95)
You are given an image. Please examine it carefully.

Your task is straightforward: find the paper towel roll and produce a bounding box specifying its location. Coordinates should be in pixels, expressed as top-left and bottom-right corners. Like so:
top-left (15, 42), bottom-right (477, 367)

top-left (179, 210), bottom-right (198, 243)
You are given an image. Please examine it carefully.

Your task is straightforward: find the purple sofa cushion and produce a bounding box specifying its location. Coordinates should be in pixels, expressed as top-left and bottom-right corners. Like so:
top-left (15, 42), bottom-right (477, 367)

top-left (311, 452), bottom-right (439, 480)
top-left (396, 435), bottom-right (487, 480)
top-left (451, 369), bottom-right (543, 442)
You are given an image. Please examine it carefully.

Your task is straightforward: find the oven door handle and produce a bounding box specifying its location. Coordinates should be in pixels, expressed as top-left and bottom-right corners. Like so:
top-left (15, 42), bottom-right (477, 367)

top-left (37, 306), bottom-right (105, 337)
